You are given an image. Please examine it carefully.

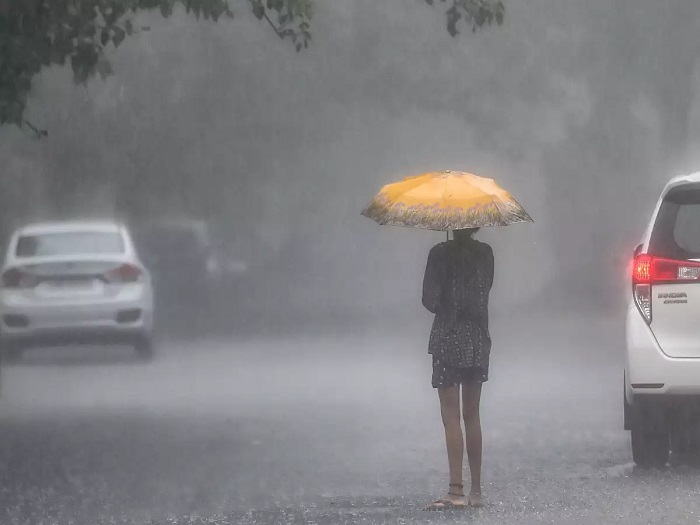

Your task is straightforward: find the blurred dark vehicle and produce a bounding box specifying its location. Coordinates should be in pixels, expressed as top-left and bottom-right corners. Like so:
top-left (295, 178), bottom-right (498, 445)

top-left (131, 219), bottom-right (246, 337)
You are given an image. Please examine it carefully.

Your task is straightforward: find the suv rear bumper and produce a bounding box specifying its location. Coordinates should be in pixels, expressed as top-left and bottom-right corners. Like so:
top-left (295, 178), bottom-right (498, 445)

top-left (626, 303), bottom-right (700, 399)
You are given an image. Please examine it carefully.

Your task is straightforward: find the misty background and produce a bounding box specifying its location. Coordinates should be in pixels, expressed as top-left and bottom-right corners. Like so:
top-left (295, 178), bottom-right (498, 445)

top-left (2, 0), bottom-right (700, 332)
top-left (7, 3), bottom-right (700, 523)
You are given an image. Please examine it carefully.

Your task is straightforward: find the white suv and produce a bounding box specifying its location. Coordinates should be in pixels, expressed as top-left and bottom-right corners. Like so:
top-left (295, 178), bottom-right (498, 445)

top-left (0, 221), bottom-right (154, 362)
top-left (626, 172), bottom-right (700, 467)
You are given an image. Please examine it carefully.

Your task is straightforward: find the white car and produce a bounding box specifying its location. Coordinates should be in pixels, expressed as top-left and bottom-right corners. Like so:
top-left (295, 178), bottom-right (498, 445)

top-left (625, 172), bottom-right (700, 467)
top-left (0, 221), bottom-right (154, 362)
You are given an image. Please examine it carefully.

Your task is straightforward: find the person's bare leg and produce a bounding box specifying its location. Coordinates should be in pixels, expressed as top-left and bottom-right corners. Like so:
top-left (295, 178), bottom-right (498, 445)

top-left (432, 386), bottom-right (466, 506)
top-left (425, 385), bottom-right (466, 509)
top-left (462, 382), bottom-right (483, 507)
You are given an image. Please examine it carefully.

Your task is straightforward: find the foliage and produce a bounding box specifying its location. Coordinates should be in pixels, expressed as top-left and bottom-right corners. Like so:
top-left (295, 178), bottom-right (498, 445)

top-left (425, 0), bottom-right (505, 36)
top-left (0, 0), bottom-right (503, 133)
top-left (0, 0), bottom-right (312, 132)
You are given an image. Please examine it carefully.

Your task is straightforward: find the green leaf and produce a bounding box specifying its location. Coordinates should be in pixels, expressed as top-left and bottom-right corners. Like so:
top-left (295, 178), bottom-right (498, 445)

top-left (71, 55), bottom-right (89, 84)
top-left (113, 27), bottom-right (126, 47)
top-left (160, 0), bottom-right (173, 17)
top-left (267, 0), bottom-right (284, 11)
top-left (252, 2), bottom-right (265, 19)
top-left (446, 6), bottom-right (461, 37)
top-left (495, 5), bottom-right (504, 25)
top-left (95, 58), bottom-right (113, 80)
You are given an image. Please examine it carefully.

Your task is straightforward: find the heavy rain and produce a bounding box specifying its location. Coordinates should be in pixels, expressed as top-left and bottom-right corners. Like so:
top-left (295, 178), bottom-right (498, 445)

top-left (2, 0), bottom-right (700, 523)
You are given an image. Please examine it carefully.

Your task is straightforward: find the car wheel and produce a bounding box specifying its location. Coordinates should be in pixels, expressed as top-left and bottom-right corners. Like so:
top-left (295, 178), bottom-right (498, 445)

top-left (632, 426), bottom-right (670, 468)
top-left (134, 337), bottom-right (154, 363)
top-left (671, 429), bottom-right (700, 467)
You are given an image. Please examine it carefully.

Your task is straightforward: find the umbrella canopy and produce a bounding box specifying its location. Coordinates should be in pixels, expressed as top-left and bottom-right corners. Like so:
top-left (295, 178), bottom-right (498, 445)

top-left (361, 170), bottom-right (533, 231)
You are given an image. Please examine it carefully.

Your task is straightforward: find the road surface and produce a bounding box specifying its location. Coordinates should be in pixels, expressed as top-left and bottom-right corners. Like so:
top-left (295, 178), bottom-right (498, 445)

top-left (2, 316), bottom-right (700, 524)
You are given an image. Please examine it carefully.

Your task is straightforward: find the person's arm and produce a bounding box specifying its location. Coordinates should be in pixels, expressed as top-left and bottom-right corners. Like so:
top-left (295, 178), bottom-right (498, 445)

top-left (422, 245), bottom-right (443, 314)
top-left (485, 245), bottom-right (495, 291)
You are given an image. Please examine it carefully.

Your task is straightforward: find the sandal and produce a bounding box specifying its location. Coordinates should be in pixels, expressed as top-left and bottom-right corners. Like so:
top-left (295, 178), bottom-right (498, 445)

top-left (423, 484), bottom-right (467, 511)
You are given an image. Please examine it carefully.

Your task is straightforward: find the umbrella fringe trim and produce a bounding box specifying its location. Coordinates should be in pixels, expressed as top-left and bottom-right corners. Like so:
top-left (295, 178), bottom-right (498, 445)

top-left (361, 197), bottom-right (533, 230)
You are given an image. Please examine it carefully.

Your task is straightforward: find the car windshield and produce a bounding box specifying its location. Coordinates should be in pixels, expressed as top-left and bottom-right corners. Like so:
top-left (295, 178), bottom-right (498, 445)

top-left (649, 187), bottom-right (700, 260)
top-left (15, 231), bottom-right (125, 258)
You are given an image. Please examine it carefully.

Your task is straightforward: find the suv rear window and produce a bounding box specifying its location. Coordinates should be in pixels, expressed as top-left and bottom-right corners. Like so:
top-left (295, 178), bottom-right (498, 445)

top-left (649, 187), bottom-right (700, 260)
top-left (16, 232), bottom-right (125, 258)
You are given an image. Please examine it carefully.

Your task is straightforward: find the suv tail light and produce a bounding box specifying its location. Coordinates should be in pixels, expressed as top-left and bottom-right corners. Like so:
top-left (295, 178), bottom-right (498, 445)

top-left (632, 254), bottom-right (700, 324)
top-left (103, 263), bottom-right (142, 284)
top-left (1, 268), bottom-right (38, 289)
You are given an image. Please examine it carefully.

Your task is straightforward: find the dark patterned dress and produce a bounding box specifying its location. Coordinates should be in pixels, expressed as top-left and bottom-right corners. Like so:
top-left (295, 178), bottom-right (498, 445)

top-left (422, 238), bottom-right (494, 388)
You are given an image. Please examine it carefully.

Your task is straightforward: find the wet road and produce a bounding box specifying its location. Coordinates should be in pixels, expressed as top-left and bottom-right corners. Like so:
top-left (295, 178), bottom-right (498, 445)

top-left (2, 316), bottom-right (700, 525)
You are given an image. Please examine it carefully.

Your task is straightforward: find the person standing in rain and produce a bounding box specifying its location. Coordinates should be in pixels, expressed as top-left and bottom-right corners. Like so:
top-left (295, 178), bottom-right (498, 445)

top-left (422, 227), bottom-right (494, 510)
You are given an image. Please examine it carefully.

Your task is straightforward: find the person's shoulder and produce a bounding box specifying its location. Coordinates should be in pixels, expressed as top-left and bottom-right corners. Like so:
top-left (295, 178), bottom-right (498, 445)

top-left (474, 240), bottom-right (493, 256)
top-left (429, 241), bottom-right (449, 256)
top-left (430, 241), bottom-right (455, 262)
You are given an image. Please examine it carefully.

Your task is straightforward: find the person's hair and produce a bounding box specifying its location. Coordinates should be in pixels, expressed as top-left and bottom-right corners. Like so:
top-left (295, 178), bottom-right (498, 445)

top-left (453, 228), bottom-right (480, 241)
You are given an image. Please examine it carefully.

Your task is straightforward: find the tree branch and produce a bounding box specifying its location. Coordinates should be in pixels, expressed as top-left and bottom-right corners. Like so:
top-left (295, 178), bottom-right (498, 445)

top-left (262, 10), bottom-right (283, 37)
top-left (23, 119), bottom-right (48, 138)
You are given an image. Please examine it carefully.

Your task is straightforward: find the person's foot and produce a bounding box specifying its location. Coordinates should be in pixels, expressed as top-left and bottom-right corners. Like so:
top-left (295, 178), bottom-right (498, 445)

top-left (467, 490), bottom-right (484, 508)
top-left (424, 488), bottom-right (467, 511)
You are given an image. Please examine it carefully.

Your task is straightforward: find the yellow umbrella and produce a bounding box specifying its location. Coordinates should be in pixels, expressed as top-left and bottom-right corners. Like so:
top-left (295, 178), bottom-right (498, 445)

top-left (361, 170), bottom-right (533, 231)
